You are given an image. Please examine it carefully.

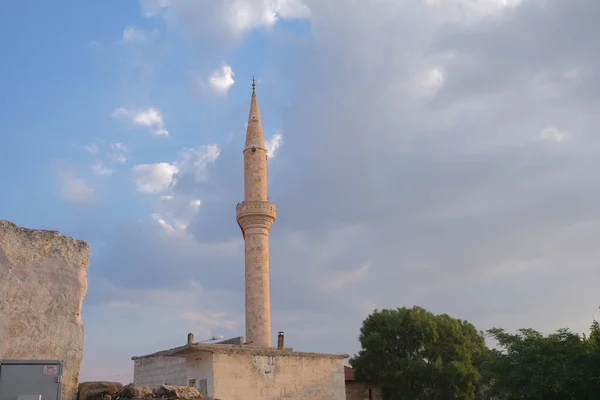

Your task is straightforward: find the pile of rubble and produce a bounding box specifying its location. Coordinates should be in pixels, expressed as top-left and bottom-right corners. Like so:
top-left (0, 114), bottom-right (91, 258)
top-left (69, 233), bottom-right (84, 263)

top-left (78, 382), bottom-right (218, 400)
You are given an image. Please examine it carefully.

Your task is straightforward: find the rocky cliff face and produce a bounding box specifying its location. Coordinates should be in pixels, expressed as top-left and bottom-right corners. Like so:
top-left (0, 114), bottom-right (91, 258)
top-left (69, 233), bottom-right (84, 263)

top-left (0, 220), bottom-right (89, 400)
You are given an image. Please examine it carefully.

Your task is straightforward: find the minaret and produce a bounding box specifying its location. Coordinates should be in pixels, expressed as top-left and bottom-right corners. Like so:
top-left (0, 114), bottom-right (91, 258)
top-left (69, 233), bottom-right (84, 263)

top-left (236, 78), bottom-right (276, 347)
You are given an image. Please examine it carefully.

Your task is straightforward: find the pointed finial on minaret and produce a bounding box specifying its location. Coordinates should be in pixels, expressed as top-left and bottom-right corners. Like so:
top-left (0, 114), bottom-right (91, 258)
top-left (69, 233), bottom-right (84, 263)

top-left (252, 76), bottom-right (256, 94)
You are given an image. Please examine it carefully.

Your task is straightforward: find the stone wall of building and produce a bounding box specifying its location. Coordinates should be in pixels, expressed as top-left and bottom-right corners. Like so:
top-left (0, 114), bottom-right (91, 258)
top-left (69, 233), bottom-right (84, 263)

top-left (185, 352), bottom-right (214, 396)
top-left (0, 220), bottom-right (89, 400)
top-left (211, 352), bottom-right (346, 400)
top-left (133, 356), bottom-right (187, 388)
top-left (345, 381), bottom-right (383, 400)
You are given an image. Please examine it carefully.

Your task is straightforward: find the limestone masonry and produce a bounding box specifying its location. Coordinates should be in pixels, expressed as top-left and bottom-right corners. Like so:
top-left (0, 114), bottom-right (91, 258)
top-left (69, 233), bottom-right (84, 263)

top-left (236, 78), bottom-right (276, 347)
top-left (132, 342), bottom-right (348, 399)
top-left (211, 351), bottom-right (345, 399)
top-left (0, 219), bottom-right (89, 400)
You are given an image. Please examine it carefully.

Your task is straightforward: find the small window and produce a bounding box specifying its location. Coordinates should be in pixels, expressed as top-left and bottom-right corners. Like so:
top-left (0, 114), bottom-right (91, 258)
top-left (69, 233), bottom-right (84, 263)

top-left (189, 379), bottom-right (196, 387)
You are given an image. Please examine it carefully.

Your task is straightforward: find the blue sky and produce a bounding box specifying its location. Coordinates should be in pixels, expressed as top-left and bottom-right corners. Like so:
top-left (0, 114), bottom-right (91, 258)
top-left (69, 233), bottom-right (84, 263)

top-left (2, 0), bottom-right (600, 384)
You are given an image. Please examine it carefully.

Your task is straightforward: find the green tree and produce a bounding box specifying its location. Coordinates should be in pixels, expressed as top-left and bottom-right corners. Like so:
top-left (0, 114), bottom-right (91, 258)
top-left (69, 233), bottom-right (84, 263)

top-left (350, 306), bottom-right (490, 400)
top-left (483, 320), bottom-right (600, 400)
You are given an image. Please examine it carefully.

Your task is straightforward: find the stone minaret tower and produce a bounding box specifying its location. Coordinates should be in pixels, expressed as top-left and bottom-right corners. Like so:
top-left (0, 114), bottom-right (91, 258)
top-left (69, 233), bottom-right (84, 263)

top-left (236, 79), bottom-right (276, 347)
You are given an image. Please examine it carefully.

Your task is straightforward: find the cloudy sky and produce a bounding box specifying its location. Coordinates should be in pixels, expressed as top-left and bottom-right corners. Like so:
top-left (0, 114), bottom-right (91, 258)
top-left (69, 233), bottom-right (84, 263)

top-left (2, 0), bottom-right (600, 383)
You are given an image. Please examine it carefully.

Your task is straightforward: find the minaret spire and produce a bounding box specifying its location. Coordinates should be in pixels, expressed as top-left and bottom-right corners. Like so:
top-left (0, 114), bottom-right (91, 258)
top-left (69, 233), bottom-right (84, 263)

top-left (236, 80), bottom-right (276, 347)
top-left (244, 77), bottom-right (266, 155)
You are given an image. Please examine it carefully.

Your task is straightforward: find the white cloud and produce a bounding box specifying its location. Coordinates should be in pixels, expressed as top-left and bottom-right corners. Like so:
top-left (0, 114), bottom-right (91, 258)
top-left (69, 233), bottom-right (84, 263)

top-left (61, 178), bottom-right (95, 204)
top-left (112, 107), bottom-right (169, 136)
top-left (208, 63), bottom-right (235, 95)
top-left (417, 66), bottom-right (446, 99)
top-left (540, 126), bottom-right (569, 143)
top-left (139, 0), bottom-right (172, 18)
top-left (80, 278), bottom-right (242, 382)
top-left (91, 163), bottom-right (115, 177)
top-left (131, 145), bottom-right (220, 196)
top-left (190, 199), bottom-right (201, 208)
top-left (224, 0), bottom-right (278, 35)
top-left (140, 0), bottom-right (311, 41)
top-left (135, 145), bottom-right (221, 235)
top-left (175, 145), bottom-right (221, 183)
top-left (53, 162), bottom-right (95, 204)
top-left (276, 0), bottom-right (312, 19)
top-left (423, 0), bottom-right (523, 23)
top-left (121, 26), bottom-right (159, 43)
top-left (153, 196), bottom-right (202, 233)
top-left (88, 41), bottom-right (102, 52)
top-left (181, 311), bottom-right (237, 331)
top-left (84, 142), bottom-right (129, 177)
top-left (151, 212), bottom-right (176, 233)
top-left (266, 133), bottom-right (283, 158)
top-left (224, 0), bottom-right (311, 35)
top-left (109, 142), bottom-right (129, 164)
top-left (565, 67), bottom-right (582, 82)
top-left (132, 163), bottom-right (179, 193)
top-left (83, 144), bottom-right (98, 155)
top-left (531, 73), bottom-right (561, 100)
top-left (320, 263), bottom-right (372, 292)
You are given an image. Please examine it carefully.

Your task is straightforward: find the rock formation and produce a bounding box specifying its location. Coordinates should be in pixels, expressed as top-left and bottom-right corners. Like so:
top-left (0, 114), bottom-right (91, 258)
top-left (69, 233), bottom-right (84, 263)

top-left (79, 382), bottom-right (124, 400)
top-left (153, 385), bottom-right (202, 398)
top-left (116, 383), bottom-right (153, 398)
top-left (78, 383), bottom-right (206, 400)
top-left (0, 219), bottom-right (89, 400)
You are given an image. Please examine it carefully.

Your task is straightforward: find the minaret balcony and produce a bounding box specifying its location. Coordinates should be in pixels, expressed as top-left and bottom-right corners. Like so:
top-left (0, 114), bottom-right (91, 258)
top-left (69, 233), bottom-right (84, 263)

top-left (236, 201), bottom-right (276, 221)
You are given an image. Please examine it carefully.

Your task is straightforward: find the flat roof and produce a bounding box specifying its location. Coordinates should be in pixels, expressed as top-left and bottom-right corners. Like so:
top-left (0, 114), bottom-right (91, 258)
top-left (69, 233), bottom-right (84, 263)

top-left (132, 342), bottom-right (349, 360)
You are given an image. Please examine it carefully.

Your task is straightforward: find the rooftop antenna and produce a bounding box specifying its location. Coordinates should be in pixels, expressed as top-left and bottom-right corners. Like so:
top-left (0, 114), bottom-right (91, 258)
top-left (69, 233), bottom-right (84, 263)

top-left (199, 335), bottom-right (224, 343)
